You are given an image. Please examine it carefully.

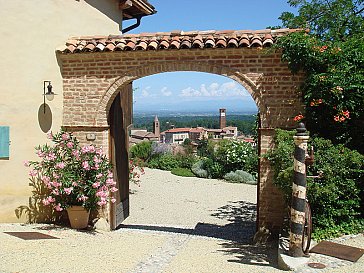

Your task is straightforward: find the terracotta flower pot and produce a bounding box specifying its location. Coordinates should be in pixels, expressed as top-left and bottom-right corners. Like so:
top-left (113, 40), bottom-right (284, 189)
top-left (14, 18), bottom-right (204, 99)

top-left (66, 206), bottom-right (90, 229)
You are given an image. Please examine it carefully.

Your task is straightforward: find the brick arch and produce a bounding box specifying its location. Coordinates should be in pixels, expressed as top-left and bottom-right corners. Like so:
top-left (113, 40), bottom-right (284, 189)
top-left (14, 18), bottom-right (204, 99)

top-left (95, 62), bottom-right (266, 127)
top-left (58, 30), bottom-right (306, 231)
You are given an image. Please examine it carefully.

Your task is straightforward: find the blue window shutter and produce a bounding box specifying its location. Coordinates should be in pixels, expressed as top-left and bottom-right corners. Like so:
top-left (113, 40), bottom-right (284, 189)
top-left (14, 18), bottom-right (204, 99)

top-left (0, 126), bottom-right (10, 159)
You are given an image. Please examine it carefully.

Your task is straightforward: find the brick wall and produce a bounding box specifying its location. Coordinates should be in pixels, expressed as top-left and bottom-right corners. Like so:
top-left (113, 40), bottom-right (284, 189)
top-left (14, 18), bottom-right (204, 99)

top-left (58, 47), bottom-right (305, 230)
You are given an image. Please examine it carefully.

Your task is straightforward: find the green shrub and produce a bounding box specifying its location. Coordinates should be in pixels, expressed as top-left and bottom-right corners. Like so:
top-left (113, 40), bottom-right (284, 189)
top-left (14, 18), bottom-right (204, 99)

top-left (147, 155), bottom-right (161, 169)
top-left (171, 168), bottom-right (196, 177)
top-left (267, 129), bottom-right (364, 239)
top-left (224, 170), bottom-right (257, 184)
top-left (202, 158), bottom-right (224, 179)
top-left (147, 154), bottom-right (179, 171)
top-left (175, 153), bottom-right (197, 169)
top-left (214, 140), bottom-right (258, 177)
top-left (130, 141), bottom-right (152, 161)
top-left (191, 160), bottom-right (208, 178)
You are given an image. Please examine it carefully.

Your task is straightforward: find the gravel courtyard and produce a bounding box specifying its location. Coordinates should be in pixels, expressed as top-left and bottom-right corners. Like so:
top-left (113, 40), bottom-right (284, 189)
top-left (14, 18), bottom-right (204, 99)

top-left (0, 168), bottom-right (363, 273)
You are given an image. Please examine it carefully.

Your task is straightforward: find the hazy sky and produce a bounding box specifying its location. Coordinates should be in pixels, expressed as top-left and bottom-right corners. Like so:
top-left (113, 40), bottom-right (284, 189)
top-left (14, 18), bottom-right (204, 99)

top-left (127, 1), bottom-right (297, 113)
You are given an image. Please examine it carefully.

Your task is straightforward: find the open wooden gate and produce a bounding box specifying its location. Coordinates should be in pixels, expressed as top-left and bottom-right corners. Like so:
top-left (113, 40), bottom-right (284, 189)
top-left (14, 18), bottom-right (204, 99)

top-left (109, 92), bottom-right (131, 229)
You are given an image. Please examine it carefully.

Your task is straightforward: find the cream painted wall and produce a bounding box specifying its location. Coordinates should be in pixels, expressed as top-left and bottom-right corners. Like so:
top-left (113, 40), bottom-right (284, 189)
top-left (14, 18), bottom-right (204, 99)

top-left (0, 0), bottom-right (123, 222)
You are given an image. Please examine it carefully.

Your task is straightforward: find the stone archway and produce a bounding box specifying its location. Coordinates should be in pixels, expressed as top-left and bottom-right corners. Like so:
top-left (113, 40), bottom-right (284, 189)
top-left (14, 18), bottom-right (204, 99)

top-left (57, 29), bottom-right (305, 231)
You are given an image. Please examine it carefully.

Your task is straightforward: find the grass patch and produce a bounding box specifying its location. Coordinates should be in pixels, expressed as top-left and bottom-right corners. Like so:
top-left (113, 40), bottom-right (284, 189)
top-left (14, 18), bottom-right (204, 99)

top-left (171, 168), bottom-right (196, 177)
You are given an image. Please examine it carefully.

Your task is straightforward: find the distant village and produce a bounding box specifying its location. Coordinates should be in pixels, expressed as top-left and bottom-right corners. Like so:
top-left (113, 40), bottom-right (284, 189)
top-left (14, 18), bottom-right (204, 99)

top-left (129, 108), bottom-right (256, 147)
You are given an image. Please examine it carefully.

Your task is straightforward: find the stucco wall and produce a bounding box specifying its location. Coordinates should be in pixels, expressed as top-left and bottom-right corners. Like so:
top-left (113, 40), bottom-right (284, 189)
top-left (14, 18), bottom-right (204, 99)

top-left (0, 0), bottom-right (122, 222)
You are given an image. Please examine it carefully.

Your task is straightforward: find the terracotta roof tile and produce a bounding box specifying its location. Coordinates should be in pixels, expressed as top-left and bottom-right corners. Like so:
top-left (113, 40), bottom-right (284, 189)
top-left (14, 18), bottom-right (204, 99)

top-left (214, 36), bottom-right (225, 48)
top-left (165, 128), bottom-right (191, 133)
top-left (57, 29), bottom-right (304, 54)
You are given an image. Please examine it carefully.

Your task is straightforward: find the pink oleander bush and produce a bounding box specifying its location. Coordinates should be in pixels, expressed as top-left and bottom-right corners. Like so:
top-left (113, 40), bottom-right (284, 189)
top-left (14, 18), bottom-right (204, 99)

top-left (24, 130), bottom-right (118, 212)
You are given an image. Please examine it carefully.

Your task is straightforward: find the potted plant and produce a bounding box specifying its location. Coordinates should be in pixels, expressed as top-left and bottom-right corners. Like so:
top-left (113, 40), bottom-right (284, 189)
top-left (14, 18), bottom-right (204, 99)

top-left (24, 130), bottom-right (118, 229)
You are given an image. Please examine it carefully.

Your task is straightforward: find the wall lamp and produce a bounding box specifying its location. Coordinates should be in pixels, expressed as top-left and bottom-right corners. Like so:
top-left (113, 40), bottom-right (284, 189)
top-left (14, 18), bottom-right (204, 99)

top-left (43, 81), bottom-right (56, 113)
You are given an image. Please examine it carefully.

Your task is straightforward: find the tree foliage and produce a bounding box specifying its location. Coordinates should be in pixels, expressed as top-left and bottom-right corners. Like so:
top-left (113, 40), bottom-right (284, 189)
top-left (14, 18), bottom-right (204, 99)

top-left (276, 0), bottom-right (364, 153)
top-left (280, 0), bottom-right (364, 41)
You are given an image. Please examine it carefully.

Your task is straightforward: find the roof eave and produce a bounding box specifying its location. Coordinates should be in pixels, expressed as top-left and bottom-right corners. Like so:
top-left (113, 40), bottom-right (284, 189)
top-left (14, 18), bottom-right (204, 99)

top-left (120, 0), bottom-right (156, 20)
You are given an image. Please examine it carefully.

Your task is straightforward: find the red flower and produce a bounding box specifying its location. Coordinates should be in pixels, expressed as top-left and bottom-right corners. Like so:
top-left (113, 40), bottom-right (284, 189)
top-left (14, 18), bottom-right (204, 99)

top-left (319, 45), bottom-right (328, 52)
top-left (342, 110), bottom-right (350, 118)
top-left (293, 114), bottom-right (304, 122)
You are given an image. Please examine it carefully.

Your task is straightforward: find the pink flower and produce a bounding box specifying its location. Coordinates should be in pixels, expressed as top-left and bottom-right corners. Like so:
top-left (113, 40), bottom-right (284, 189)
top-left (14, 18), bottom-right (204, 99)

top-left (64, 187), bottom-right (73, 195)
top-left (97, 200), bottom-right (107, 206)
top-left (79, 195), bottom-right (88, 202)
top-left (96, 173), bottom-right (103, 178)
top-left (89, 145), bottom-right (96, 153)
top-left (96, 190), bottom-right (107, 198)
top-left (81, 145), bottom-right (90, 154)
top-left (82, 161), bottom-right (90, 170)
top-left (29, 169), bottom-right (38, 177)
top-left (110, 187), bottom-right (118, 193)
top-left (96, 148), bottom-right (103, 156)
top-left (72, 149), bottom-right (80, 160)
top-left (46, 152), bottom-right (56, 161)
top-left (106, 178), bottom-right (116, 186)
top-left (42, 196), bottom-right (55, 206)
top-left (51, 181), bottom-right (62, 188)
top-left (23, 160), bottom-right (30, 167)
top-left (92, 182), bottom-right (100, 188)
top-left (111, 198), bottom-right (116, 203)
top-left (107, 171), bottom-right (113, 178)
top-left (37, 150), bottom-right (45, 158)
top-left (61, 133), bottom-right (70, 140)
top-left (51, 189), bottom-right (59, 196)
top-left (56, 162), bottom-right (65, 169)
top-left (93, 155), bottom-right (102, 164)
top-left (66, 142), bottom-right (73, 148)
top-left (47, 131), bottom-right (53, 139)
top-left (41, 176), bottom-right (50, 184)
top-left (55, 204), bottom-right (63, 211)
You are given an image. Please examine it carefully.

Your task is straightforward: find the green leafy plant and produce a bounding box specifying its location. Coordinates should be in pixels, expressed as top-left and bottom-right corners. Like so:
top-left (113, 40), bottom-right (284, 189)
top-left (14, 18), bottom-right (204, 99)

top-left (267, 129), bottom-right (364, 239)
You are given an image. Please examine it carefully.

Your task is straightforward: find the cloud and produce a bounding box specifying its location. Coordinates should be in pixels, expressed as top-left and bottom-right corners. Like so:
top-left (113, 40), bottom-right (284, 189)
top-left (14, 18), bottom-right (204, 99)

top-left (161, 87), bottom-right (172, 96)
top-left (180, 87), bottom-right (202, 97)
top-left (141, 86), bottom-right (151, 97)
top-left (179, 81), bottom-right (249, 97)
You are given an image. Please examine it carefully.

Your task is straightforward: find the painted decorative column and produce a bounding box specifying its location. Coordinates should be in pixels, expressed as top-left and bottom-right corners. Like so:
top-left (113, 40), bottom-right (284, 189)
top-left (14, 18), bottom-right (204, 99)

top-left (289, 123), bottom-right (309, 257)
